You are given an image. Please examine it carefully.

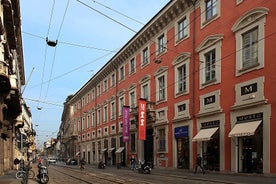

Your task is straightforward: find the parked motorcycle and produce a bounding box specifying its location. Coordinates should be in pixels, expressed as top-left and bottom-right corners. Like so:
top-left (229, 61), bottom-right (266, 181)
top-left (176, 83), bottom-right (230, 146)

top-left (98, 161), bottom-right (106, 169)
top-left (135, 160), bottom-right (151, 174)
top-left (37, 163), bottom-right (49, 184)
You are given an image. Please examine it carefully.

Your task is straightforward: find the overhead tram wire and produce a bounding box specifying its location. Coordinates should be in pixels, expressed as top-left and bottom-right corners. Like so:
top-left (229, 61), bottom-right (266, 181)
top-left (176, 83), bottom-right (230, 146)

top-left (26, 51), bottom-right (115, 90)
top-left (89, 0), bottom-right (145, 26)
top-left (22, 31), bottom-right (116, 52)
top-left (76, 0), bottom-right (138, 33)
top-left (42, 0), bottom-right (70, 105)
top-left (36, 0), bottom-right (56, 110)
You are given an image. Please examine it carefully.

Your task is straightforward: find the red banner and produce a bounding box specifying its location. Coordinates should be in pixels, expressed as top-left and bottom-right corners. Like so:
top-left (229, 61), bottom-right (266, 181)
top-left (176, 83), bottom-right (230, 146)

top-left (138, 99), bottom-right (146, 140)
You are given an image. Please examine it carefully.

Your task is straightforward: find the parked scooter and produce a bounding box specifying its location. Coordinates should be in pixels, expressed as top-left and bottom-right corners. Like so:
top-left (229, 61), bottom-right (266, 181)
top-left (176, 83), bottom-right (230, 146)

top-left (37, 163), bottom-right (49, 184)
top-left (98, 160), bottom-right (106, 169)
top-left (135, 160), bottom-right (151, 174)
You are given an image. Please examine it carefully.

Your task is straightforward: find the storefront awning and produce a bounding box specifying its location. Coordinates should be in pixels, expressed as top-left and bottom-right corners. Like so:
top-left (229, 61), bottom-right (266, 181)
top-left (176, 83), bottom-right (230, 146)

top-left (192, 127), bottom-right (219, 142)
top-left (115, 147), bottom-right (125, 153)
top-left (108, 147), bottom-right (115, 152)
top-left (228, 120), bottom-right (262, 137)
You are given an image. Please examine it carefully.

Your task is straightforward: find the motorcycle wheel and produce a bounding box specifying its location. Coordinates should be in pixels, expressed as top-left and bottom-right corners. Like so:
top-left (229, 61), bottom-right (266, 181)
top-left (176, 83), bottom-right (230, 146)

top-left (40, 174), bottom-right (49, 184)
top-left (144, 168), bottom-right (150, 174)
top-left (15, 171), bottom-right (24, 179)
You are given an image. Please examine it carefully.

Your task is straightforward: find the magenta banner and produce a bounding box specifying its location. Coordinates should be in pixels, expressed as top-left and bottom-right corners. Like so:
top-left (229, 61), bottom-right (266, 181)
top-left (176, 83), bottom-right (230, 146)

top-left (122, 106), bottom-right (130, 142)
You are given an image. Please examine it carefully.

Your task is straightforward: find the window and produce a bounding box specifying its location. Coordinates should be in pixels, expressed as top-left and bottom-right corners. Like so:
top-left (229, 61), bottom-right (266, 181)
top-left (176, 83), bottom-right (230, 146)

top-left (158, 76), bottom-right (165, 100)
top-left (92, 112), bottom-right (95, 128)
top-left (205, 49), bottom-right (216, 82)
top-left (197, 34), bottom-right (222, 88)
top-left (242, 27), bottom-right (258, 68)
top-left (129, 58), bottom-right (136, 74)
top-left (142, 84), bottom-right (149, 101)
top-left (103, 80), bottom-right (108, 92)
top-left (87, 114), bottom-right (90, 129)
top-left (232, 7), bottom-right (267, 76)
top-left (82, 97), bottom-right (85, 107)
top-left (158, 128), bottom-right (166, 152)
top-left (129, 91), bottom-right (136, 108)
top-left (130, 133), bottom-right (136, 152)
top-left (178, 104), bottom-right (186, 113)
top-left (111, 73), bottom-right (116, 87)
top-left (177, 64), bottom-right (187, 93)
top-left (142, 47), bottom-right (149, 66)
top-left (78, 119), bottom-right (81, 131)
top-left (200, 0), bottom-right (220, 28)
top-left (97, 85), bottom-right (101, 96)
top-left (87, 93), bottom-right (90, 104)
top-left (97, 109), bottom-right (101, 125)
top-left (119, 97), bottom-right (124, 116)
top-left (178, 17), bottom-right (187, 40)
top-left (173, 53), bottom-right (190, 96)
top-left (174, 100), bottom-right (189, 119)
top-left (157, 34), bottom-right (166, 54)
top-left (206, 0), bottom-right (217, 21)
top-left (110, 101), bottom-right (115, 120)
top-left (92, 89), bottom-right (95, 100)
top-left (158, 110), bottom-right (165, 119)
top-left (155, 67), bottom-right (168, 102)
top-left (82, 117), bottom-right (85, 130)
top-left (119, 66), bottom-right (125, 81)
top-left (103, 105), bottom-right (108, 123)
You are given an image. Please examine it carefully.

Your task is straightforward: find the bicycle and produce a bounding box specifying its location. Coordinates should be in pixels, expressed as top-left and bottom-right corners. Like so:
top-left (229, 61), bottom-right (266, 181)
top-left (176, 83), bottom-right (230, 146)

top-left (15, 165), bottom-right (35, 179)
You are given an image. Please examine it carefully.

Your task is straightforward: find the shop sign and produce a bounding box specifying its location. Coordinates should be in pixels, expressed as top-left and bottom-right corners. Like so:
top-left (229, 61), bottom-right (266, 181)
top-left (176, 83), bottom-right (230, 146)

top-left (201, 120), bottom-right (220, 129)
top-left (204, 95), bottom-right (216, 105)
top-left (237, 112), bottom-right (263, 122)
top-left (241, 83), bottom-right (257, 95)
top-left (174, 126), bottom-right (188, 138)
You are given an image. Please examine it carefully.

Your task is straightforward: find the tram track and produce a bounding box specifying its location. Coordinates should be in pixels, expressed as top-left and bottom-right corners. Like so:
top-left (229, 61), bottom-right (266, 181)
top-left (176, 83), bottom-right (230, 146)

top-left (50, 164), bottom-right (236, 184)
top-left (50, 165), bottom-right (151, 184)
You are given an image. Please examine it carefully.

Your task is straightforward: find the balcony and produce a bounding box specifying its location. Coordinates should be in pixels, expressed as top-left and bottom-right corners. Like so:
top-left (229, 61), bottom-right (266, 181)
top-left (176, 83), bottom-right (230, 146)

top-left (0, 60), bottom-right (10, 92)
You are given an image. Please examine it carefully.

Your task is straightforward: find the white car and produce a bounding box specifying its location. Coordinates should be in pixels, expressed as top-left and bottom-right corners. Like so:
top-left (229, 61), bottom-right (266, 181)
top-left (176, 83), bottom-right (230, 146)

top-left (47, 157), bottom-right (57, 164)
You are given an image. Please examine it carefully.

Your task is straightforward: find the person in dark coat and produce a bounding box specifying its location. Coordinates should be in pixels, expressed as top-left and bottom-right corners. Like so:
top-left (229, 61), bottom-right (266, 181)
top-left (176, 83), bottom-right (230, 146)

top-left (130, 155), bottom-right (136, 170)
top-left (194, 154), bottom-right (205, 174)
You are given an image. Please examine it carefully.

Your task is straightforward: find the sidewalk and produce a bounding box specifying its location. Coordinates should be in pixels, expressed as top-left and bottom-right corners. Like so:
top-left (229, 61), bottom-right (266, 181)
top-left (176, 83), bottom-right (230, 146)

top-left (0, 170), bottom-right (37, 184)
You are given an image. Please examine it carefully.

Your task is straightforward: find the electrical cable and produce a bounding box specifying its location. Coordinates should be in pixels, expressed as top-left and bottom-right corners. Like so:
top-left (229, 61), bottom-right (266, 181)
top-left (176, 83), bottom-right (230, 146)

top-left (76, 0), bottom-right (138, 33)
top-left (23, 31), bottom-right (116, 52)
top-left (89, 0), bottom-right (145, 26)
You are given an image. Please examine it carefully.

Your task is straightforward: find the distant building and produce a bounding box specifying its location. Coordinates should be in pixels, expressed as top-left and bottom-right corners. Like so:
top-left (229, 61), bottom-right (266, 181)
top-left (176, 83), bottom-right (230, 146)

top-left (60, 0), bottom-right (276, 175)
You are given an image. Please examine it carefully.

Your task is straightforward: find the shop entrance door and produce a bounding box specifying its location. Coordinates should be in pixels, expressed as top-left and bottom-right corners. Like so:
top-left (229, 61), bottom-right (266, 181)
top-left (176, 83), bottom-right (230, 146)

top-left (144, 128), bottom-right (153, 164)
top-left (176, 137), bottom-right (189, 169)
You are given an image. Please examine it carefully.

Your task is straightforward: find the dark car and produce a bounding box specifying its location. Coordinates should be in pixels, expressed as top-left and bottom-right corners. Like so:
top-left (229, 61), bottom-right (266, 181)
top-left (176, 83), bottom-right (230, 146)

top-left (66, 158), bottom-right (77, 165)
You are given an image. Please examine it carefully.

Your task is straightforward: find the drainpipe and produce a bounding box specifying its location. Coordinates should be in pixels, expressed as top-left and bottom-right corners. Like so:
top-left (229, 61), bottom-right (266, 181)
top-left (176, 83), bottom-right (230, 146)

top-left (191, 0), bottom-right (198, 166)
top-left (192, 0), bottom-right (197, 120)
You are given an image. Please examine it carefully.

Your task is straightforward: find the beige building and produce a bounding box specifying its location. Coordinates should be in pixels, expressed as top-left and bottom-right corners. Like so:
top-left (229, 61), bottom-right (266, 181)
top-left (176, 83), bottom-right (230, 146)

top-left (0, 0), bottom-right (34, 175)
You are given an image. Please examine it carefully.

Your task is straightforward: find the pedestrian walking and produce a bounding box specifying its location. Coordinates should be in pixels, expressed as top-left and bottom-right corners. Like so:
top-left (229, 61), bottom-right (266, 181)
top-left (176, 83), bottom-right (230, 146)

top-left (80, 158), bottom-right (86, 170)
top-left (194, 154), bottom-right (205, 174)
top-left (130, 155), bottom-right (136, 170)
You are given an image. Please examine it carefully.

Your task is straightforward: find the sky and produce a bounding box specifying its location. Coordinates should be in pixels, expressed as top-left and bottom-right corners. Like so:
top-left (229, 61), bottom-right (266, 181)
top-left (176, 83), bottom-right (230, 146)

top-left (20, 0), bottom-right (169, 148)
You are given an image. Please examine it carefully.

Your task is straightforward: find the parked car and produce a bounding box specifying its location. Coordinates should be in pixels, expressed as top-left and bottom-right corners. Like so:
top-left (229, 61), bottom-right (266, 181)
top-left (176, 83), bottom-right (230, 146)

top-left (66, 158), bottom-right (77, 165)
top-left (47, 157), bottom-right (57, 164)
